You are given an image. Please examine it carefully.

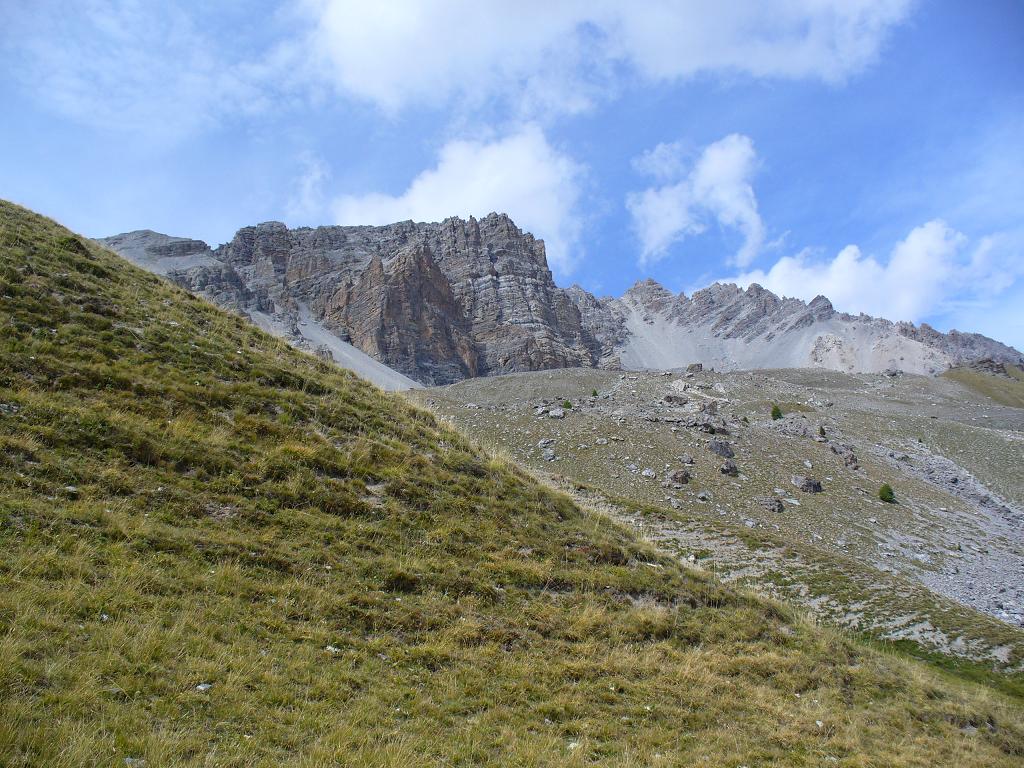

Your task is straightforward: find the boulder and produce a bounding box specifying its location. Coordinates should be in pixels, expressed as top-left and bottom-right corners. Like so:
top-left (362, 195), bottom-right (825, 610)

top-left (791, 475), bottom-right (823, 493)
top-left (669, 468), bottom-right (691, 484)
top-left (708, 439), bottom-right (734, 458)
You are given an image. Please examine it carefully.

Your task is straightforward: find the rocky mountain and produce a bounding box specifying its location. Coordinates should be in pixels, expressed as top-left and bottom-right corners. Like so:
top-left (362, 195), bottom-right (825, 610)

top-left (592, 279), bottom-right (1024, 375)
top-left (98, 215), bottom-right (1023, 387)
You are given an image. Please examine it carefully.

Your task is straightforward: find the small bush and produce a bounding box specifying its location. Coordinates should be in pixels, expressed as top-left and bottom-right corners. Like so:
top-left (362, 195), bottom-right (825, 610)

top-left (591, 389), bottom-right (598, 397)
top-left (879, 483), bottom-right (896, 503)
top-left (771, 404), bottom-right (783, 420)
top-left (562, 400), bottom-right (572, 409)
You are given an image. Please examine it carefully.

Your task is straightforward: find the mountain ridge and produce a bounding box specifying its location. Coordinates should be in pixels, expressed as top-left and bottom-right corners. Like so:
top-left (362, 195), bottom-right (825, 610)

top-left (98, 215), bottom-right (1023, 387)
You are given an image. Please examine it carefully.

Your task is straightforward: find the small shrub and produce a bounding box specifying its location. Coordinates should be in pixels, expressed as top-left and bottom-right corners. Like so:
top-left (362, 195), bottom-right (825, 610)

top-left (818, 425), bottom-right (826, 438)
top-left (879, 483), bottom-right (896, 503)
top-left (562, 400), bottom-right (572, 409)
top-left (771, 404), bottom-right (783, 420)
top-left (591, 389), bottom-right (598, 397)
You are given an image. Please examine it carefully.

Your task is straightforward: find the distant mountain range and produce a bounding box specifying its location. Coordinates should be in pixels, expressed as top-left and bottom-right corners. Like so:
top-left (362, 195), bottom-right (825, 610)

top-left (98, 215), bottom-right (1023, 389)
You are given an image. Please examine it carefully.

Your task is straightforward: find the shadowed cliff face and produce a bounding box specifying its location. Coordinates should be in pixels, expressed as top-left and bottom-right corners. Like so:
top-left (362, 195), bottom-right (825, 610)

top-left (322, 246), bottom-right (480, 384)
top-left (98, 214), bottom-right (1023, 385)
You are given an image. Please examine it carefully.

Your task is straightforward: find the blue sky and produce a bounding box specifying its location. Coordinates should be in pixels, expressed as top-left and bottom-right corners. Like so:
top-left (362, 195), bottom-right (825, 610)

top-left (2, 1), bottom-right (1022, 348)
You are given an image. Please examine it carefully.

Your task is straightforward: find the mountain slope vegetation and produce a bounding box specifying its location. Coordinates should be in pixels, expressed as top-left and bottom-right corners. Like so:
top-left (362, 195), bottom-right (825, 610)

top-left (1, 199), bottom-right (1022, 766)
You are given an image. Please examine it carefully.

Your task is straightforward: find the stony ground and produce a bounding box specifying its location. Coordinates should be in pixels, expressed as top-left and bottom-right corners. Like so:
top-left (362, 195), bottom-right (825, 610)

top-left (409, 366), bottom-right (1024, 671)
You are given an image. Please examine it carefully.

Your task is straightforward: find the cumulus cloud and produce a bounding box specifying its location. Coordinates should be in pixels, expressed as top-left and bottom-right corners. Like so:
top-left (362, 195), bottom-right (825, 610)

top-left (332, 125), bottom-right (585, 274)
top-left (731, 220), bottom-right (1024, 324)
top-left (5, 2), bottom-right (911, 135)
top-left (627, 133), bottom-right (764, 267)
top-left (300, 0), bottom-right (912, 113)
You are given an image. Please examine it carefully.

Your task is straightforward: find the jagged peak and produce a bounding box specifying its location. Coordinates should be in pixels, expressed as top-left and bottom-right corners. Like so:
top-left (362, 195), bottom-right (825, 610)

top-left (622, 278), bottom-right (676, 303)
top-left (807, 294), bottom-right (834, 314)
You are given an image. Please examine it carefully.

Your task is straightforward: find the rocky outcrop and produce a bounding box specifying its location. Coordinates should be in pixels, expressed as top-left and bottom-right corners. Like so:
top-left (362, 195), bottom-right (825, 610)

top-left (99, 215), bottom-right (1023, 385)
top-left (99, 213), bottom-right (604, 385)
top-left (607, 280), bottom-right (1023, 375)
top-left (321, 246), bottom-right (479, 384)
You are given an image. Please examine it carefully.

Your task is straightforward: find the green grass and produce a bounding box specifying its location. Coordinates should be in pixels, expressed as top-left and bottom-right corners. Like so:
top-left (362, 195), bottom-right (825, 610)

top-left (1, 199), bottom-right (1023, 766)
top-left (944, 367), bottom-right (1024, 408)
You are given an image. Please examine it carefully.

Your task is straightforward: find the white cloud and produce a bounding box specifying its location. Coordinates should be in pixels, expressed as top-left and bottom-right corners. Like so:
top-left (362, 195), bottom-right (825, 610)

top-left (730, 220), bottom-right (1024, 324)
top-left (1, 1), bottom-right (301, 140)
top-left (627, 133), bottom-right (764, 267)
top-left (631, 140), bottom-right (693, 181)
top-left (5, 1), bottom-right (912, 135)
top-left (300, 0), bottom-right (912, 113)
top-left (332, 125), bottom-right (585, 274)
top-left (285, 152), bottom-right (331, 225)
top-left (608, 0), bottom-right (911, 84)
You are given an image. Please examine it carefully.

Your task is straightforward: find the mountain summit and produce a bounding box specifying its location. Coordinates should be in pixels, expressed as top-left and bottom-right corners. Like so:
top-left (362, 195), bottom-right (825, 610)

top-left (99, 215), bottom-right (1023, 387)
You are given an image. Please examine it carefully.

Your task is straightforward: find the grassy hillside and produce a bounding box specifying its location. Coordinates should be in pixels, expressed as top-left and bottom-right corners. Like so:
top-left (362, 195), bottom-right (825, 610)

top-left (1, 199), bottom-right (1022, 766)
top-left (944, 365), bottom-right (1024, 408)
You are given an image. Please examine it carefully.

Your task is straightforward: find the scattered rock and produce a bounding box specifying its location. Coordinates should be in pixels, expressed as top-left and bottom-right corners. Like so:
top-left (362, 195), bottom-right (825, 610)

top-left (669, 469), bottom-right (691, 484)
top-left (707, 439), bottom-right (734, 458)
top-left (791, 475), bottom-right (823, 493)
top-left (719, 459), bottom-right (739, 477)
top-left (641, 468), bottom-right (656, 479)
top-left (548, 408), bottom-right (565, 419)
top-left (757, 496), bottom-right (784, 513)
top-left (686, 363), bottom-right (703, 373)
top-left (679, 453), bottom-right (695, 465)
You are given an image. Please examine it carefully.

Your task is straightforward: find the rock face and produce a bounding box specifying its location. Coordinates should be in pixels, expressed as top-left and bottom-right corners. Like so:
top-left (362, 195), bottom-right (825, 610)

top-left (99, 214), bottom-right (1023, 386)
top-left (100, 214), bottom-right (604, 386)
top-left (596, 280), bottom-right (1023, 375)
